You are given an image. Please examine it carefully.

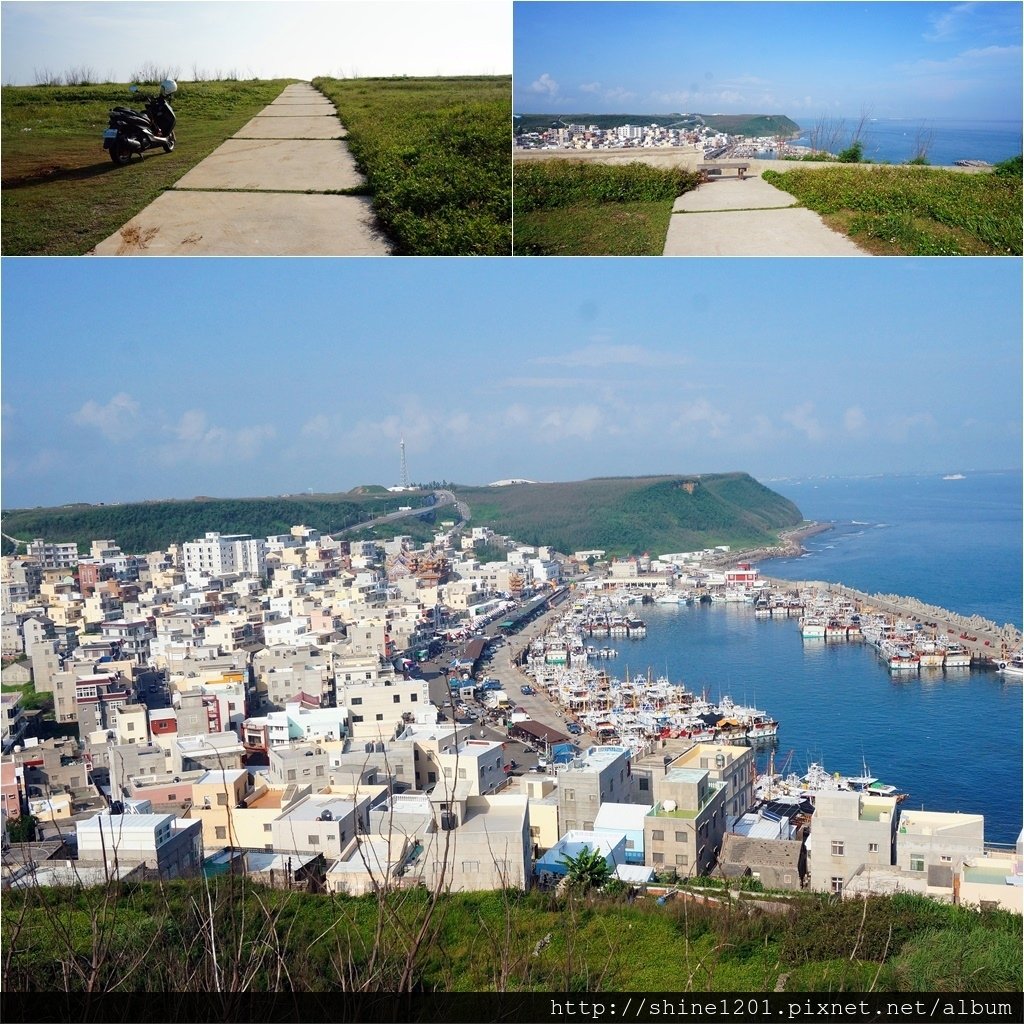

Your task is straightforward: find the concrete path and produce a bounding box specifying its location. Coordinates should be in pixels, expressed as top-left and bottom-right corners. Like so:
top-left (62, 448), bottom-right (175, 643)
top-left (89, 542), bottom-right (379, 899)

top-left (93, 82), bottom-right (390, 256)
top-left (663, 173), bottom-right (867, 256)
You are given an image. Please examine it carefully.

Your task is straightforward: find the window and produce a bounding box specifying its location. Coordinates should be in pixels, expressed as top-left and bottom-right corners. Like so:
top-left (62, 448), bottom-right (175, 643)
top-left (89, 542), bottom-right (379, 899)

top-left (868, 842), bottom-right (878, 853)
top-left (458, 768), bottom-right (468, 780)
top-left (215, 826), bottom-right (227, 840)
top-left (263, 823), bottom-right (272, 832)
top-left (910, 855), bottom-right (925, 872)
top-left (830, 876), bottom-right (844, 895)
top-left (940, 855), bottom-right (952, 863)
top-left (638, 777), bottom-right (649, 791)
top-left (287, 769), bottom-right (296, 781)
top-left (375, 713), bottom-right (383, 721)
top-left (652, 829), bottom-right (664, 841)
top-left (351, 715), bottom-right (363, 723)
top-left (831, 840), bottom-right (845, 856)
top-left (443, 768), bottom-right (453, 778)
top-left (351, 697), bottom-right (362, 705)
top-left (676, 854), bottom-right (688, 866)
top-left (217, 793), bottom-right (228, 806)
top-left (427, 771), bottom-right (436, 784)
top-left (529, 826), bottom-right (540, 838)
top-left (393, 695), bottom-right (401, 703)
top-left (675, 831), bottom-right (687, 843)
top-left (308, 835), bottom-right (320, 846)
top-left (411, 694), bottom-right (418, 702)
top-left (652, 852), bottom-right (664, 864)
top-left (625, 839), bottom-right (634, 850)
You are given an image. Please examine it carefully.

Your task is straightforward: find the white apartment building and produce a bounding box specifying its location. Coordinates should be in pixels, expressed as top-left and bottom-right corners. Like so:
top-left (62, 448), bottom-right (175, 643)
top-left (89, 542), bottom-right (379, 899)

top-left (182, 532), bottom-right (267, 586)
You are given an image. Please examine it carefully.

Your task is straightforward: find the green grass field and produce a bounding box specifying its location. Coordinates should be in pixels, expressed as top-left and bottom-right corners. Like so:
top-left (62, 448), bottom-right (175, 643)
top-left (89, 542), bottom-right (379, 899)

top-left (4, 881), bottom-right (1020, 993)
top-left (313, 76), bottom-right (511, 255)
top-left (1, 79), bottom-right (294, 255)
top-left (762, 164), bottom-right (1022, 255)
top-left (512, 160), bottom-right (701, 255)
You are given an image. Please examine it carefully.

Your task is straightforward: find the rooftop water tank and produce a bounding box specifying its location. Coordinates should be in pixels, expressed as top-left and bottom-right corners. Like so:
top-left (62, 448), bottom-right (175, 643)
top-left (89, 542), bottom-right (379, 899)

top-left (663, 799), bottom-right (677, 812)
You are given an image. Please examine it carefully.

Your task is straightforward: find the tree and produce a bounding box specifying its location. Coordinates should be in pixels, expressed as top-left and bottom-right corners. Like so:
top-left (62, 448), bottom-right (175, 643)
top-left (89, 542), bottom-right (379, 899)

top-left (7, 814), bottom-right (37, 844)
top-left (559, 844), bottom-right (612, 892)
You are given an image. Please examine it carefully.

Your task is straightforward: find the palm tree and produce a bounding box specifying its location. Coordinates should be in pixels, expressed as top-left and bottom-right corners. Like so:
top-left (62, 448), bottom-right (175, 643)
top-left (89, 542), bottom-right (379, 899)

top-left (559, 844), bottom-right (611, 892)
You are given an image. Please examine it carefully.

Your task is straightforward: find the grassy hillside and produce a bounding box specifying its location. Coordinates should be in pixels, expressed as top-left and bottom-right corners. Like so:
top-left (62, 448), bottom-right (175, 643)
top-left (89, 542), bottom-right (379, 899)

top-left (1, 474), bottom-right (799, 558)
top-left (3, 879), bottom-right (1019, 994)
top-left (0, 492), bottom-right (432, 556)
top-left (513, 161), bottom-right (702, 255)
top-left (456, 474), bottom-right (802, 555)
top-left (702, 113), bottom-right (800, 137)
top-left (763, 164), bottom-right (1022, 256)
top-left (1, 79), bottom-right (294, 255)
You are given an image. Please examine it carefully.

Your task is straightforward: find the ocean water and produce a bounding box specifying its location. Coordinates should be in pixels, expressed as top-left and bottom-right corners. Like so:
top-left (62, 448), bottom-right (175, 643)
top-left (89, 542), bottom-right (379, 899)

top-left (765, 471), bottom-right (1023, 629)
top-left (594, 471), bottom-right (1023, 845)
top-left (782, 117), bottom-right (1021, 166)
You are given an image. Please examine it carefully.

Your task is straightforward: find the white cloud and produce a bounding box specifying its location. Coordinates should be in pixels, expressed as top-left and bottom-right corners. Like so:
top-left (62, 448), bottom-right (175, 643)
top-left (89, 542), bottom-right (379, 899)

top-left (537, 403), bottom-right (604, 441)
top-left (843, 405), bottom-right (867, 433)
top-left (671, 398), bottom-right (731, 440)
top-left (534, 344), bottom-right (689, 369)
top-left (301, 414), bottom-right (331, 438)
top-left (782, 402), bottom-right (825, 442)
top-left (579, 81), bottom-right (601, 94)
top-left (604, 86), bottom-right (636, 102)
top-left (73, 392), bottom-right (140, 442)
top-left (529, 73), bottom-right (559, 97)
top-left (161, 409), bottom-right (275, 464)
top-left (924, 2), bottom-right (977, 42)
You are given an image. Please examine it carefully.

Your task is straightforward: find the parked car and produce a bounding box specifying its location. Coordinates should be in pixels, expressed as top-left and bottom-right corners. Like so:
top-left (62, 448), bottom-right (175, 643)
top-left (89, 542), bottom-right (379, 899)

top-left (520, 685), bottom-right (535, 695)
top-left (566, 722), bottom-right (583, 735)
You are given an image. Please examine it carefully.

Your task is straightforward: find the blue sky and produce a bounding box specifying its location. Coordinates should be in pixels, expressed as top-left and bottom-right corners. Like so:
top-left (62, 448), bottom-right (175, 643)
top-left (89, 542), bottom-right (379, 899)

top-left (2, 259), bottom-right (1020, 509)
top-left (0, 1), bottom-right (510, 84)
top-left (514, 1), bottom-right (1022, 120)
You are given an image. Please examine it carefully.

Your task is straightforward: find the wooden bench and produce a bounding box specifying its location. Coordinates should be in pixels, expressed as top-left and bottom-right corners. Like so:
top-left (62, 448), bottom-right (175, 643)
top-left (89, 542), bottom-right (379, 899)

top-left (697, 161), bottom-right (750, 182)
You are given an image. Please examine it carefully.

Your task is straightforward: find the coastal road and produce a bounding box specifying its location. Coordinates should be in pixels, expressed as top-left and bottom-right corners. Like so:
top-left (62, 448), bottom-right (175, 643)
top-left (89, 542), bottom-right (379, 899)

top-left (333, 489), bottom-right (457, 536)
top-left (92, 83), bottom-right (390, 256)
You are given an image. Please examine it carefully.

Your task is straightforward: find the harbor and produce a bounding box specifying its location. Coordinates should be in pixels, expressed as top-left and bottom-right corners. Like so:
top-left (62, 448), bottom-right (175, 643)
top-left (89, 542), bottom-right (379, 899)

top-left (483, 569), bottom-right (1021, 846)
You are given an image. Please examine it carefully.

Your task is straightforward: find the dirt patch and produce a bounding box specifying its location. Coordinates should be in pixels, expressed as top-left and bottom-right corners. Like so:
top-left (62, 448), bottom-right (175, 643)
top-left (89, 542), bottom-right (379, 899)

top-left (116, 224), bottom-right (160, 255)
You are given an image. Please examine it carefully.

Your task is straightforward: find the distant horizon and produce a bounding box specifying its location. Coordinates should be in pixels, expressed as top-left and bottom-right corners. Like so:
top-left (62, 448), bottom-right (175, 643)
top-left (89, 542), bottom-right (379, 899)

top-left (4, 467), bottom-right (1022, 516)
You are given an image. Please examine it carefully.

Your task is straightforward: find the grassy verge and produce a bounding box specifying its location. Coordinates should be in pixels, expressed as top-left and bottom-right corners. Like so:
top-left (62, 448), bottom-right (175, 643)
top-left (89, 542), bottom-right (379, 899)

top-left (762, 164), bottom-right (1022, 255)
top-left (1, 79), bottom-right (295, 255)
top-left (312, 76), bottom-right (511, 255)
top-left (513, 160), bottom-right (701, 255)
top-left (3, 882), bottom-right (1020, 992)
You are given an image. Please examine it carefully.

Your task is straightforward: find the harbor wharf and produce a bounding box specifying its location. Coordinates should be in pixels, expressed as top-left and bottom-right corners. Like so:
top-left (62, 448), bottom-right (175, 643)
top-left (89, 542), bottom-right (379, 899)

top-left (762, 576), bottom-right (1022, 666)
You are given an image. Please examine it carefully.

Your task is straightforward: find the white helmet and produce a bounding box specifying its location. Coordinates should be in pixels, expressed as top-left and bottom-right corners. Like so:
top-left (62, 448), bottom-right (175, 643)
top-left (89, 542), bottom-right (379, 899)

top-left (160, 79), bottom-right (177, 95)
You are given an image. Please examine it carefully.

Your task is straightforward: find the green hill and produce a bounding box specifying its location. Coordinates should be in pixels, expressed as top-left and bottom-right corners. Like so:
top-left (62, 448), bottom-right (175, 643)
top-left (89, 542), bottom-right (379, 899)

top-left (455, 473), bottom-right (802, 555)
top-left (1, 473), bottom-right (800, 558)
top-left (0, 491), bottom-right (432, 556)
top-left (702, 113), bottom-right (800, 137)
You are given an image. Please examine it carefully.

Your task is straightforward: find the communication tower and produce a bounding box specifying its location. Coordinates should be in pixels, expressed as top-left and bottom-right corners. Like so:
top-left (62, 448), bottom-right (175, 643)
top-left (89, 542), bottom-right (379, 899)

top-left (400, 438), bottom-right (409, 489)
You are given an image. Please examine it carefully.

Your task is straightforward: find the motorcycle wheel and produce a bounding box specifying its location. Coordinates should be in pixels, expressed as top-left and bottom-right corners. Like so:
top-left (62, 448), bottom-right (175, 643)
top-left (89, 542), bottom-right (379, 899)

top-left (109, 141), bottom-right (131, 166)
top-left (163, 131), bottom-right (176, 153)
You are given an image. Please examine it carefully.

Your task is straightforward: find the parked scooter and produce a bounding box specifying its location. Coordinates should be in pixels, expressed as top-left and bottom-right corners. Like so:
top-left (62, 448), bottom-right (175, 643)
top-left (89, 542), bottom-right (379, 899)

top-left (103, 79), bottom-right (177, 165)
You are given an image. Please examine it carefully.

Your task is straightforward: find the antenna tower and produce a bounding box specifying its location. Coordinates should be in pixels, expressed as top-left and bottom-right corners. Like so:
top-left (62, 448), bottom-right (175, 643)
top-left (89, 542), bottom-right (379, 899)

top-left (400, 438), bottom-right (409, 489)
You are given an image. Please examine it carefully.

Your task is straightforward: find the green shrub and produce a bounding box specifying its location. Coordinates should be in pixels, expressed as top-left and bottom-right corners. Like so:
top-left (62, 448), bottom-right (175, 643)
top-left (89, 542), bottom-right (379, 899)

top-left (514, 161), bottom-right (701, 212)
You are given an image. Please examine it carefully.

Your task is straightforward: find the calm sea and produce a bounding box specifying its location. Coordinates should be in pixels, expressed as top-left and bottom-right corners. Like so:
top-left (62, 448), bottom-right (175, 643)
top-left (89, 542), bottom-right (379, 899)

top-left (778, 117), bottom-right (1021, 166)
top-left (596, 471), bottom-right (1023, 845)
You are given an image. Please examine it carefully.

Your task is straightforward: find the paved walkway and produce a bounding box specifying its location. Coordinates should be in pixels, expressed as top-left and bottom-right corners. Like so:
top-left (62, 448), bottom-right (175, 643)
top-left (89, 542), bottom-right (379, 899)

top-left (663, 173), bottom-right (867, 256)
top-left (93, 83), bottom-right (390, 256)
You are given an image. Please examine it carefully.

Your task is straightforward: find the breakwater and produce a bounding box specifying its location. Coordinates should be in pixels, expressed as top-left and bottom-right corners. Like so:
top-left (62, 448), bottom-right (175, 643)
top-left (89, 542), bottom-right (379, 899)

top-left (764, 578), bottom-right (1022, 667)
